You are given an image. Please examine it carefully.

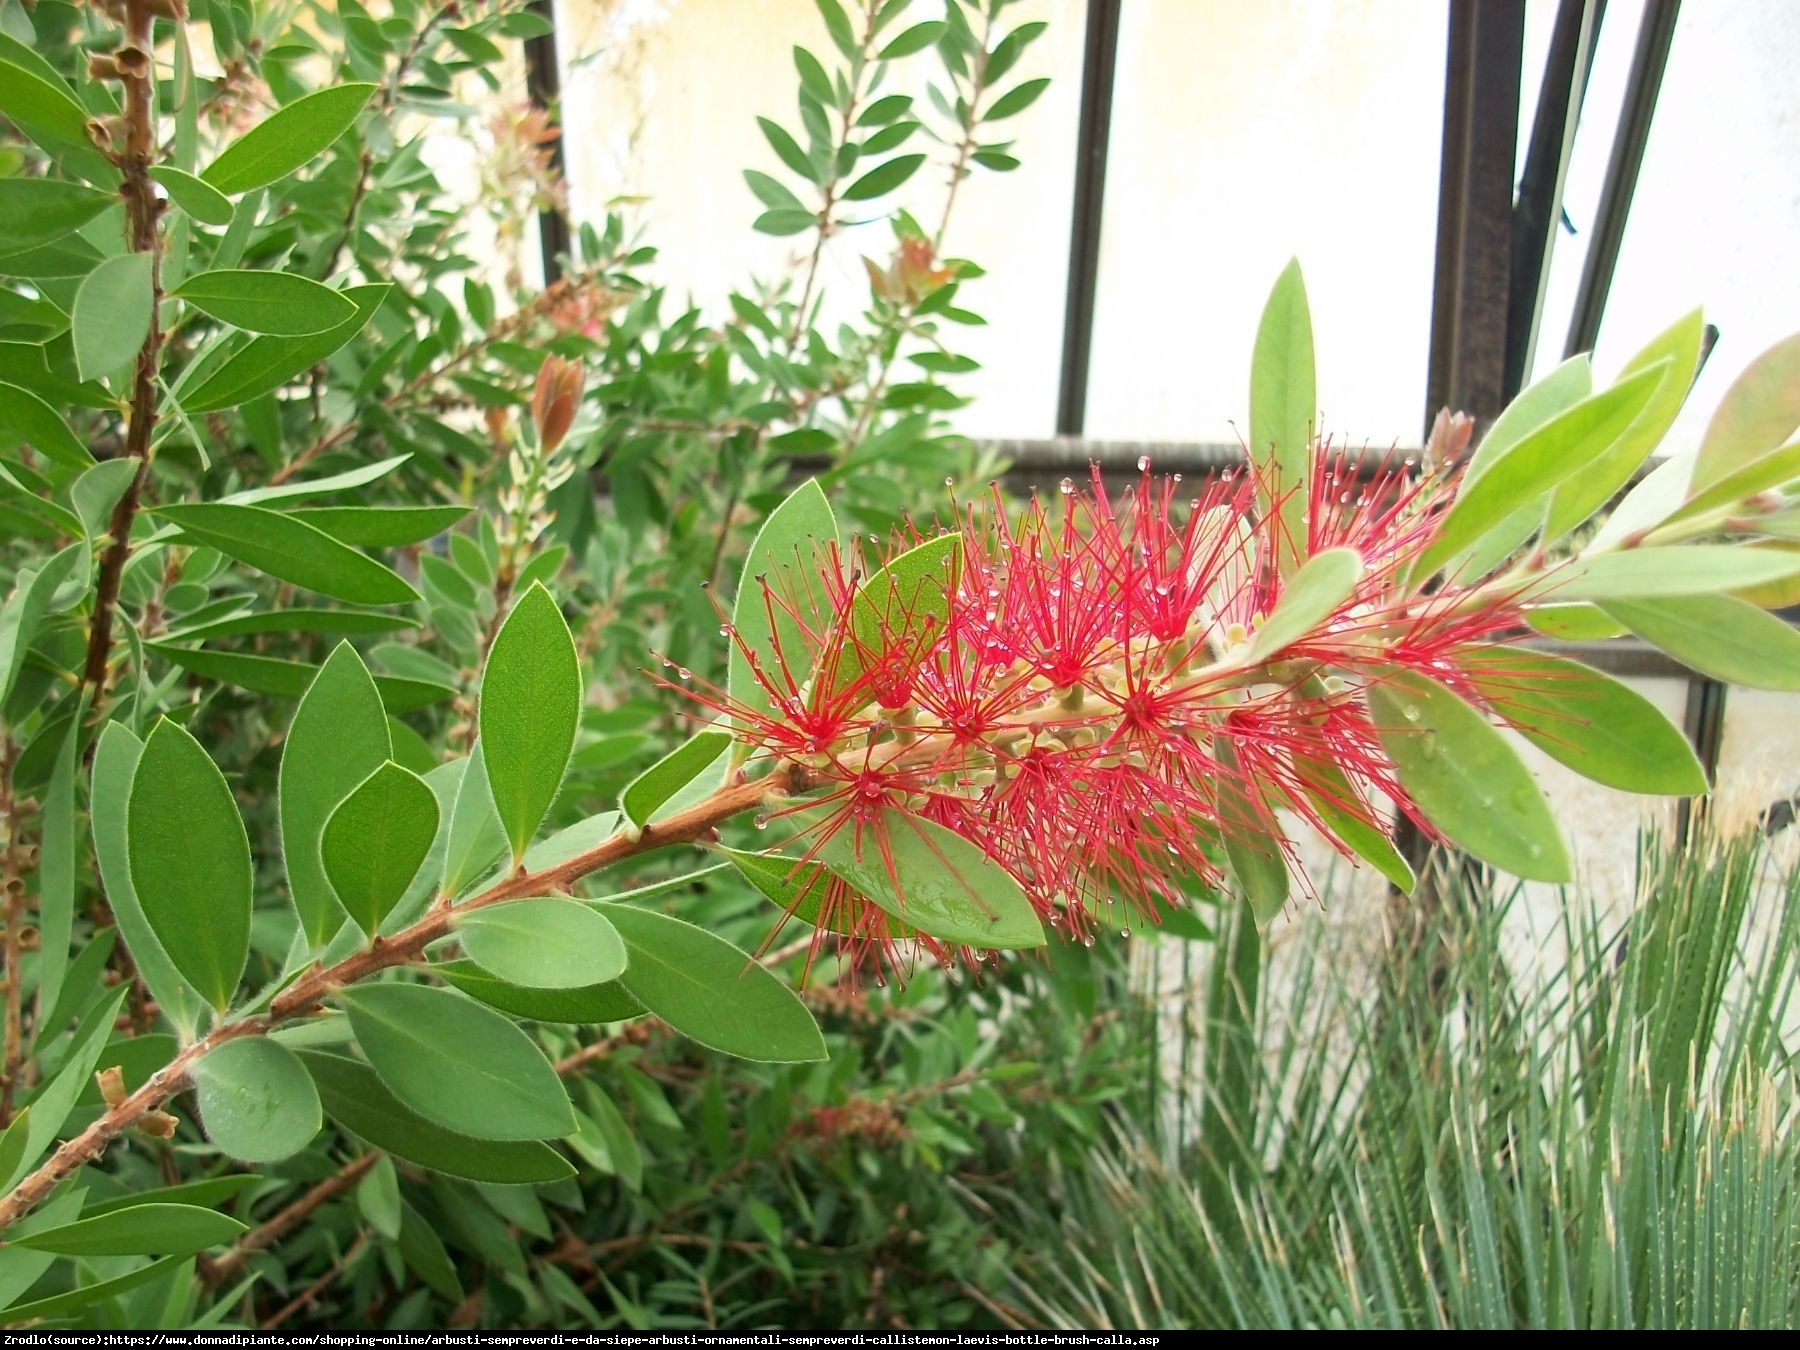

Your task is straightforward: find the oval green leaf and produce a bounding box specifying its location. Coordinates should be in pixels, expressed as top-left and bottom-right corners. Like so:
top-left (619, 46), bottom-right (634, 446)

top-left (280, 643), bottom-right (392, 944)
top-left (0, 178), bottom-right (115, 253)
top-left (1366, 671), bottom-right (1570, 882)
top-left (72, 251), bottom-right (154, 381)
top-left (0, 379), bottom-right (93, 469)
top-left (1249, 258), bottom-right (1315, 576)
top-left (1294, 756), bottom-right (1415, 893)
top-left (602, 905), bottom-right (826, 1063)
top-left (819, 533), bottom-right (962, 712)
top-left (149, 166), bottom-right (234, 225)
top-left (181, 283), bottom-right (389, 414)
top-left (811, 805), bottom-right (1045, 948)
top-left (322, 760), bottom-right (439, 936)
top-left (1602, 595), bottom-right (1800, 692)
top-left (154, 502), bottom-right (418, 605)
top-left (1691, 330), bottom-right (1800, 496)
top-left (456, 898), bottom-right (628, 989)
top-left (201, 83), bottom-right (377, 194)
top-left (480, 583), bottom-right (580, 860)
top-left (437, 958), bottom-right (644, 1024)
top-left (300, 1050), bottom-right (574, 1183)
top-left (1243, 547), bottom-right (1362, 664)
top-left (731, 478), bottom-right (838, 733)
top-left (1216, 737), bottom-right (1291, 922)
top-left (292, 504), bottom-right (471, 547)
top-left (175, 268), bottom-right (358, 335)
top-left (128, 719), bottom-right (252, 1011)
top-left (194, 1036), bottom-right (322, 1163)
top-left (621, 729), bottom-right (730, 828)
top-left (338, 983), bottom-right (575, 1141)
top-left (1552, 544), bottom-right (1800, 601)
top-left (1461, 647), bottom-right (1707, 795)
top-left (843, 152), bottom-right (926, 200)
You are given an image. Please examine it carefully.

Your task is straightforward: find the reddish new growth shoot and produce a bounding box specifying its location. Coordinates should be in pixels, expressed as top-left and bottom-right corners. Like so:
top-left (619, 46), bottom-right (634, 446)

top-left (678, 450), bottom-right (1527, 975)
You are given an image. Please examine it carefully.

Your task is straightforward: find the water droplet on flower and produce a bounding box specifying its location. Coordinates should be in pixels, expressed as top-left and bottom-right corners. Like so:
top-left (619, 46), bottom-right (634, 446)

top-left (1120, 928), bottom-right (1131, 939)
top-left (677, 667), bottom-right (691, 680)
top-left (1081, 934), bottom-right (1096, 948)
top-left (945, 476), bottom-right (955, 487)
top-left (1137, 455), bottom-right (1151, 472)
top-left (753, 815), bottom-right (769, 830)
top-left (1059, 477), bottom-right (1075, 495)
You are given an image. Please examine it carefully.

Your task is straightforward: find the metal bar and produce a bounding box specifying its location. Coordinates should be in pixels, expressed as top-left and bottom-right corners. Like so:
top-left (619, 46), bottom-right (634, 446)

top-left (1563, 0), bottom-right (1681, 358)
top-left (523, 0), bottom-right (572, 286)
top-left (1054, 0), bottom-right (1124, 436)
top-left (1426, 0), bottom-right (1526, 435)
top-left (1678, 677), bottom-right (1727, 845)
top-left (1505, 0), bottom-right (1605, 397)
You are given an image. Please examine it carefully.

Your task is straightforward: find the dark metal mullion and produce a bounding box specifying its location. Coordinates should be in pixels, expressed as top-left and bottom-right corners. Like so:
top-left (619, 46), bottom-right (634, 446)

top-left (523, 0), bottom-right (572, 286)
top-left (1054, 0), bottom-right (1124, 436)
top-left (1505, 0), bottom-right (1606, 398)
top-left (1563, 0), bottom-right (1681, 358)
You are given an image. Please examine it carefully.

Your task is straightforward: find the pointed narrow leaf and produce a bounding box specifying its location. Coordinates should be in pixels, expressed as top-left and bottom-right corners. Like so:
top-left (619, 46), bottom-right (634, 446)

top-left (1216, 737), bottom-right (1290, 921)
top-left (322, 761), bottom-right (439, 936)
top-left (1410, 362), bottom-right (1668, 584)
top-left (0, 380), bottom-right (93, 468)
top-left (1249, 259), bottom-right (1315, 576)
top-left (1244, 547), bottom-right (1362, 664)
top-left (1366, 671), bottom-right (1570, 882)
top-left (456, 899), bottom-right (627, 988)
top-left (194, 1037), bottom-right (321, 1163)
top-left (338, 983), bottom-right (575, 1141)
top-left (174, 269), bottom-right (358, 335)
top-left (1462, 647), bottom-right (1706, 794)
top-left (722, 846), bottom-right (907, 935)
top-left (621, 730), bottom-right (729, 827)
top-left (280, 644), bottom-right (391, 944)
top-left (440, 751), bottom-right (507, 900)
top-left (201, 84), bottom-right (377, 194)
top-left (128, 720), bottom-right (252, 1010)
top-left (72, 252), bottom-right (154, 381)
top-left (480, 583), bottom-right (580, 859)
top-left (1294, 757), bottom-right (1414, 893)
top-left (150, 166), bottom-right (233, 225)
top-left (13, 1204), bottom-right (244, 1257)
top-left (154, 503), bottom-right (418, 605)
top-left (181, 283), bottom-right (389, 413)
top-left (300, 1051), bottom-right (574, 1183)
top-left (819, 533), bottom-right (961, 711)
top-left (731, 479), bottom-right (837, 732)
top-left (292, 504), bottom-right (470, 547)
top-left (602, 905), bottom-right (826, 1062)
top-left (843, 153), bottom-right (926, 200)
top-left (0, 1257), bottom-right (186, 1324)
top-left (0, 178), bottom-right (114, 253)
top-left (812, 805), bottom-right (1044, 948)
top-left (1603, 595), bottom-right (1800, 691)
top-left (1551, 544), bottom-right (1800, 600)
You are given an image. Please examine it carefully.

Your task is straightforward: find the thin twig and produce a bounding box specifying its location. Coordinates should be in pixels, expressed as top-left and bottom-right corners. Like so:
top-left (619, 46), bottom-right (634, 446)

top-left (259, 1231), bottom-right (368, 1331)
top-left (206, 1152), bottom-right (380, 1285)
top-left (0, 766), bottom-right (807, 1234)
top-left (0, 736), bottom-right (23, 1125)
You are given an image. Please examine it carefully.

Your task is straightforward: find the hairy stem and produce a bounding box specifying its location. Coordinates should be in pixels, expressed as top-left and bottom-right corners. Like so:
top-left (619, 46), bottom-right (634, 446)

top-left (0, 737), bottom-right (22, 1125)
top-left (0, 767), bottom-right (804, 1234)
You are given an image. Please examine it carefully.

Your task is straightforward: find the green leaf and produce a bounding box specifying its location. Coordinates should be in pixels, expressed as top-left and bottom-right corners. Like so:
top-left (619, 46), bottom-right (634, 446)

top-left (0, 178), bottom-right (114, 253)
top-left (1551, 544), bottom-right (1800, 601)
top-left (1602, 596), bottom-right (1800, 692)
top-left (1366, 671), bottom-right (1570, 882)
top-left (879, 20), bottom-right (944, 57)
top-left (181, 283), bottom-right (389, 413)
top-left (92, 726), bottom-right (204, 1037)
top-left (0, 54), bottom-right (93, 145)
top-left (0, 380), bottom-right (93, 468)
top-left (193, 1037), bottom-right (321, 1163)
top-left (744, 168), bottom-right (805, 211)
top-left (753, 207), bottom-right (817, 236)
top-left (1410, 362), bottom-right (1669, 584)
top-left (0, 545), bottom-right (83, 709)
top-left (985, 77), bottom-right (1051, 119)
top-left (722, 846), bottom-right (895, 935)
top-left (72, 252), bottom-right (154, 381)
top-left (281, 643), bottom-right (392, 945)
top-left (480, 583), bottom-right (580, 860)
top-left (818, 533), bottom-right (961, 713)
top-left (13, 1204), bottom-right (244, 1257)
top-left (1243, 547), bottom-right (1362, 664)
top-left (456, 899), bottom-right (627, 989)
top-left (223, 450), bottom-right (409, 507)
top-left (438, 754), bottom-right (505, 902)
top-left (811, 805), bottom-right (1045, 948)
top-left (0, 1256), bottom-right (187, 1323)
top-left (602, 905), bottom-right (826, 1062)
top-left (34, 714), bottom-right (79, 1031)
top-left (301, 1051), bottom-right (573, 1184)
top-left (321, 761), bottom-right (439, 936)
top-left (338, 983), bottom-right (575, 1141)
top-left (153, 503), bottom-right (419, 605)
top-left (843, 153), bottom-right (926, 201)
top-left (1662, 440), bottom-right (1800, 528)
top-left (1691, 331), bottom-right (1800, 496)
top-left (201, 84), bottom-right (377, 194)
top-left (1462, 647), bottom-right (1706, 795)
top-left (437, 959), bottom-right (644, 1024)
top-left (1523, 603), bottom-right (1625, 641)
top-left (1543, 309), bottom-right (1703, 541)
top-left (621, 730), bottom-right (730, 828)
top-left (757, 116), bottom-right (815, 180)
top-left (1216, 737), bottom-right (1290, 923)
top-left (399, 1201), bottom-right (463, 1302)
top-left (7, 989), bottom-right (124, 1189)
top-left (164, 606), bottom-right (417, 642)
top-left (731, 479), bottom-right (837, 735)
top-left (150, 165), bottom-right (234, 225)
top-left (1465, 355), bottom-right (1594, 484)
top-left (148, 644), bottom-right (452, 710)
top-left (1294, 757), bottom-right (1414, 893)
top-left (83, 1176), bottom-right (264, 1218)
top-left (174, 269), bottom-right (358, 335)
top-left (128, 720), bottom-right (252, 1011)
top-left (1248, 259), bottom-right (1315, 576)
top-left (291, 504), bottom-right (470, 547)
top-left (73, 458), bottom-right (139, 540)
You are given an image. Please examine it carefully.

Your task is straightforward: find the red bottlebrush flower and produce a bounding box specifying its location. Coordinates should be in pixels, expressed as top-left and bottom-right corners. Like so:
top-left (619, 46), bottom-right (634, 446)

top-left (675, 455), bottom-right (1528, 969)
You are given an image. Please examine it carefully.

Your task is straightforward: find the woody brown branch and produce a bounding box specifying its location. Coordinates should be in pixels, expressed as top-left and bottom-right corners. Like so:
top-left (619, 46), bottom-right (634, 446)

top-left (0, 767), bottom-right (807, 1235)
top-left (80, 0), bottom-right (168, 699)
